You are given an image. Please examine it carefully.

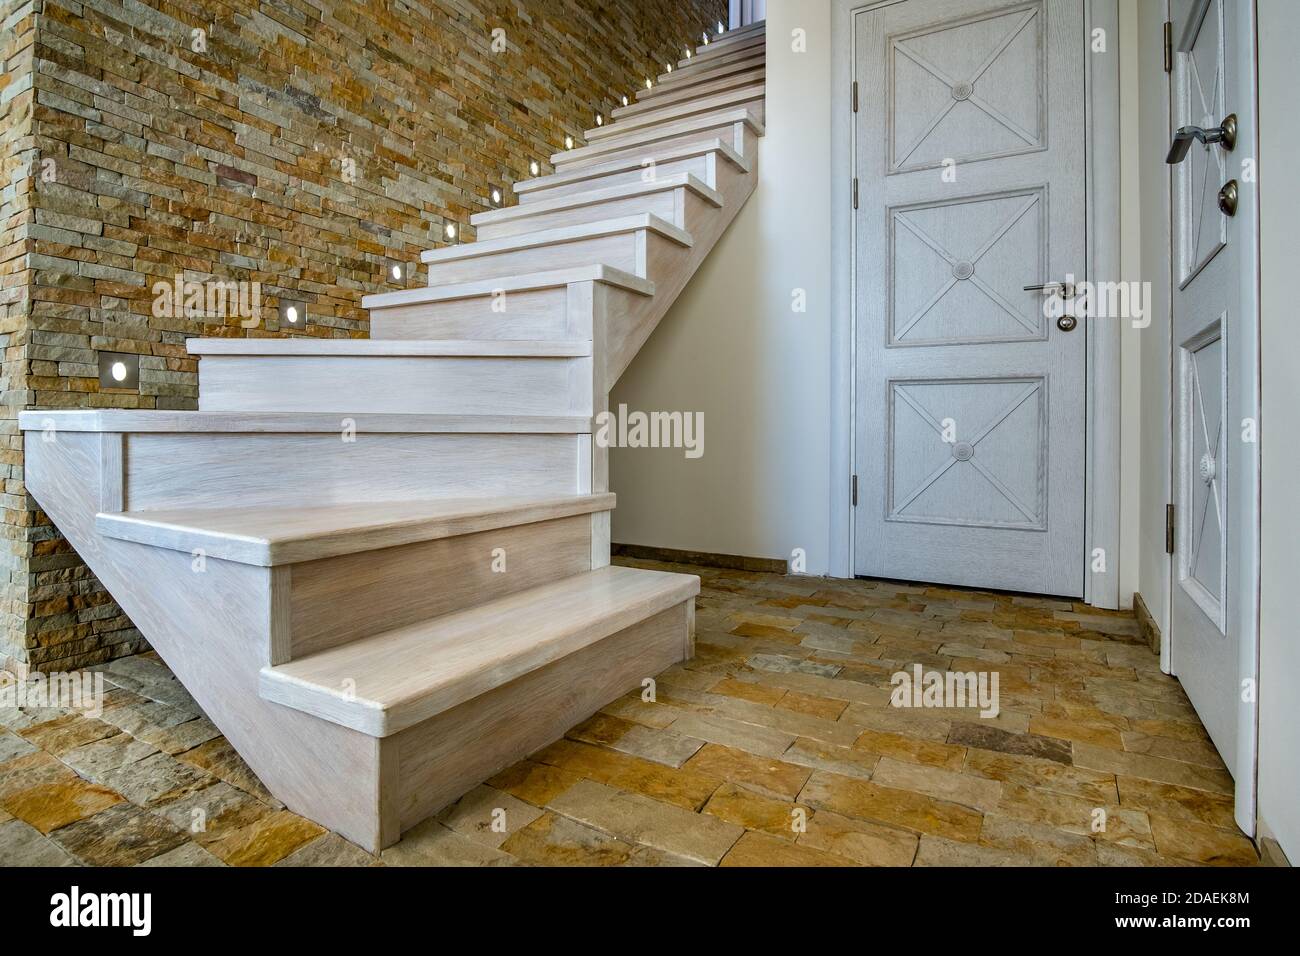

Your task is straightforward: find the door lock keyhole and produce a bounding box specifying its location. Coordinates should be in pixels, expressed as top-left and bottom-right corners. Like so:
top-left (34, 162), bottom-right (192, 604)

top-left (1057, 315), bottom-right (1078, 332)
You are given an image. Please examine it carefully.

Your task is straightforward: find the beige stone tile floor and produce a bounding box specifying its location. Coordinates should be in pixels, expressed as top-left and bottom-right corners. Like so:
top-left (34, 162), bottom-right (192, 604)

top-left (0, 559), bottom-right (1262, 866)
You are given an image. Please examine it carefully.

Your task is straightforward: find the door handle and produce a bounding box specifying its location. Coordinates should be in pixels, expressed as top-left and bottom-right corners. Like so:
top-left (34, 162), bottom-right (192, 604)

top-left (1023, 280), bottom-right (1075, 297)
top-left (1166, 113), bottom-right (1237, 164)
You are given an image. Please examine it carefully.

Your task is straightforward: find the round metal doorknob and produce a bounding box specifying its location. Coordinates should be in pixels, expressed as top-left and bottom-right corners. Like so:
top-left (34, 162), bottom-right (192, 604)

top-left (1218, 179), bottom-right (1238, 217)
top-left (1056, 315), bottom-right (1078, 332)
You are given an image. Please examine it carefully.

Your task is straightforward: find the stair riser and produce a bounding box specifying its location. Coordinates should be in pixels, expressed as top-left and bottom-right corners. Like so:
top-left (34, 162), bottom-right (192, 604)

top-left (121, 432), bottom-right (590, 510)
top-left (286, 513), bottom-right (599, 659)
top-left (369, 282), bottom-right (651, 344)
top-left (556, 117), bottom-right (753, 171)
top-left (477, 188), bottom-right (695, 242)
top-left (197, 355), bottom-right (593, 416)
top-left (588, 89), bottom-right (765, 141)
top-left (622, 69), bottom-right (765, 114)
top-left (425, 230), bottom-right (679, 286)
top-left (381, 600), bottom-right (691, 842)
top-left (518, 153), bottom-right (721, 205)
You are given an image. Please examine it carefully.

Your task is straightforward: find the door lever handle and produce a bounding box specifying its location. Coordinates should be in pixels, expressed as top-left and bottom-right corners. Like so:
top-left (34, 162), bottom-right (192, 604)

top-left (1166, 113), bottom-right (1237, 164)
top-left (1023, 280), bottom-right (1075, 297)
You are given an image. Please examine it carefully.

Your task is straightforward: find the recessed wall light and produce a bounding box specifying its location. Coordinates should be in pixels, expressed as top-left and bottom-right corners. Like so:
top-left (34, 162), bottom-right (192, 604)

top-left (644, 78), bottom-right (653, 89)
top-left (666, 63), bottom-right (673, 73)
top-left (279, 299), bottom-right (307, 327)
top-left (98, 351), bottom-right (140, 391)
top-left (620, 94), bottom-right (629, 107)
top-left (564, 134), bottom-right (574, 150)
top-left (489, 185), bottom-right (504, 206)
top-left (718, 20), bottom-right (725, 33)
top-left (702, 32), bottom-right (710, 44)
top-left (595, 112), bottom-right (604, 126)
top-left (529, 159), bottom-right (541, 176)
top-left (685, 48), bottom-right (692, 59)
top-left (444, 222), bottom-right (458, 242)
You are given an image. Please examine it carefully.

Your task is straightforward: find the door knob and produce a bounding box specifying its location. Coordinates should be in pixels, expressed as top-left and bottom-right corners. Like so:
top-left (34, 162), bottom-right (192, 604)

top-left (1218, 179), bottom-right (1238, 216)
top-left (1166, 113), bottom-right (1237, 164)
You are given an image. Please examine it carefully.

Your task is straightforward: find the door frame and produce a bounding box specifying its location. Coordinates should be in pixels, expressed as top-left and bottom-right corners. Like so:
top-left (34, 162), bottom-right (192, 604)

top-left (1163, 0), bottom-right (1261, 838)
top-left (829, 0), bottom-right (1124, 608)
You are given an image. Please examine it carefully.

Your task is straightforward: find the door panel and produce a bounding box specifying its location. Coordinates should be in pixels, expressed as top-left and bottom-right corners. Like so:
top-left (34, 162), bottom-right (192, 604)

top-left (854, 0), bottom-right (1086, 596)
top-left (1168, 0), bottom-right (1248, 776)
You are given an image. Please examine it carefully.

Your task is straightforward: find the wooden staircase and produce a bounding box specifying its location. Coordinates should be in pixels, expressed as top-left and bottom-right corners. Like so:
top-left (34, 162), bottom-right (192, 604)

top-left (18, 20), bottom-right (765, 853)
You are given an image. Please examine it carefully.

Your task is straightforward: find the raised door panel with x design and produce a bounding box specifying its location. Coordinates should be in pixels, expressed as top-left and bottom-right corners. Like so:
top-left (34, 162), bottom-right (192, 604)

top-left (855, 0), bottom-right (1085, 596)
top-left (1169, 0), bottom-right (1243, 771)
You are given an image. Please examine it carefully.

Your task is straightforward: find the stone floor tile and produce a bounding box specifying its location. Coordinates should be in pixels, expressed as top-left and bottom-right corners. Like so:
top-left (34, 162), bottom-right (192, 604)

top-left (667, 711), bottom-right (798, 759)
top-left (102, 751), bottom-right (212, 807)
top-left (609, 724), bottom-right (705, 768)
top-left (1072, 742), bottom-right (1234, 794)
top-left (486, 759), bottom-right (585, 807)
top-left (1115, 775), bottom-right (1238, 830)
top-left (709, 677), bottom-right (786, 706)
top-left (948, 721), bottom-right (1073, 764)
top-left (962, 748), bottom-right (1119, 804)
top-left (59, 733), bottom-right (159, 787)
top-left (1148, 815), bottom-right (1258, 866)
top-left (531, 739), bottom-right (721, 810)
top-left (799, 770), bottom-right (983, 842)
top-left (914, 834), bottom-right (1038, 866)
top-left (1, 773), bottom-right (125, 834)
top-left (0, 818), bottom-right (80, 866)
top-left (437, 784), bottom-right (545, 848)
top-left (175, 738), bottom-right (278, 805)
top-left (719, 830), bottom-right (858, 867)
top-left (500, 811), bottom-right (638, 866)
top-left (17, 714), bottom-right (119, 757)
top-left (138, 842), bottom-right (226, 866)
top-left (381, 819), bottom-right (515, 867)
top-left (747, 654), bottom-right (842, 679)
top-left (782, 737), bottom-right (881, 781)
top-left (550, 779), bottom-right (742, 864)
top-left (274, 832), bottom-right (379, 867)
top-left (702, 782), bottom-right (808, 840)
top-left (150, 780), bottom-right (274, 844)
top-left (993, 783), bottom-right (1154, 850)
top-left (1119, 730), bottom-right (1226, 769)
top-left (851, 728), bottom-right (966, 771)
top-left (870, 757), bottom-right (1003, 812)
top-left (797, 809), bottom-right (917, 865)
top-left (776, 689), bottom-right (848, 721)
top-left (0, 731), bottom-right (38, 764)
top-left (203, 809), bottom-right (325, 867)
top-left (977, 815), bottom-right (1099, 866)
top-left (48, 803), bottom-right (189, 866)
top-left (599, 693), bottom-right (686, 729)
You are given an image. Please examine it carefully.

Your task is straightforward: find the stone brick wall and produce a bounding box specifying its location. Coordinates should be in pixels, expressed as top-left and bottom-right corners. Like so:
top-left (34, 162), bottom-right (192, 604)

top-left (4, 0), bottom-right (727, 674)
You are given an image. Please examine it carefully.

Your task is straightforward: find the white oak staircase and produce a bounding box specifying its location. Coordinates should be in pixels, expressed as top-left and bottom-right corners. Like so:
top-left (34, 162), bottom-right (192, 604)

top-left (18, 20), bottom-right (765, 853)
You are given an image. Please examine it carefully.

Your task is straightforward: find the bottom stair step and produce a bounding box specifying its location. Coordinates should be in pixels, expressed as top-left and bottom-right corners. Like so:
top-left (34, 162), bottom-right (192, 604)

top-left (259, 565), bottom-right (699, 737)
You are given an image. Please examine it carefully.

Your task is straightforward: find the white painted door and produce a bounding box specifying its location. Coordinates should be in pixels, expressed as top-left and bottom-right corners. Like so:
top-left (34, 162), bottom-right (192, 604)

top-left (853, 0), bottom-right (1086, 596)
top-left (1167, 0), bottom-right (1259, 822)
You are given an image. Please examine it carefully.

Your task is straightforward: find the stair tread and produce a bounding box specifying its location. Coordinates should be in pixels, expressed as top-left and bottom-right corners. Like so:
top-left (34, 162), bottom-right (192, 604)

top-left (585, 85), bottom-right (764, 140)
top-left (259, 565), bottom-right (700, 736)
top-left (187, 338), bottom-right (592, 357)
top-left (19, 409), bottom-right (593, 433)
top-left (515, 139), bottom-right (747, 197)
top-left (96, 493), bottom-right (615, 566)
top-left (362, 264), bottom-right (653, 310)
top-left (660, 50), bottom-right (765, 86)
top-left (628, 67), bottom-right (765, 110)
top-left (471, 173), bottom-right (721, 228)
top-left (420, 213), bottom-right (692, 265)
top-left (553, 108), bottom-right (764, 166)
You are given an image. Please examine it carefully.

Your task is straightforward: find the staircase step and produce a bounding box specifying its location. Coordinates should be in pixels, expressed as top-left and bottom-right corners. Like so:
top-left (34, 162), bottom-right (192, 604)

top-left (679, 37), bottom-right (766, 71)
top-left (515, 139), bottom-right (747, 204)
top-left (97, 493), bottom-right (614, 566)
top-left (363, 265), bottom-right (653, 341)
top-left (624, 67), bottom-right (765, 114)
top-left (585, 85), bottom-right (765, 141)
top-left (22, 409), bottom-right (594, 511)
top-left (553, 108), bottom-right (764, 169)
top-left (470, 173), bottom-right (721, 241)
top-left (421, 214), bottom-right (692, 285)
top-left (259, 565), bottom-right (699, 737)
top-left (657, 50), bottom-right (764, 90)
top-left (191, 339), bottom-right (595, 416)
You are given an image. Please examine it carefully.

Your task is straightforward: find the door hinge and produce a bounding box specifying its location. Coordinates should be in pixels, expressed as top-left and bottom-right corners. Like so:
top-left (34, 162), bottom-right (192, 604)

top-left (1163, 21), bottom-right (1173, 72)
top-left (851, 474), bottom-right (858, 507)
top-left (852, 178), bottom-right (859, 210)
top-left (1165, 503), bottom-right (1175, 554)
top-left (852, 80), bottom-right (859, 113)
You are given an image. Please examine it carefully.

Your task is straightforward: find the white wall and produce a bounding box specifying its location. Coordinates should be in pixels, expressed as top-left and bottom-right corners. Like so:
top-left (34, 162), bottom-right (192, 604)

top-left (610, 0), bottom-right (833, 571)
top-left (1256, 0), bottom-right (1299, 864)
